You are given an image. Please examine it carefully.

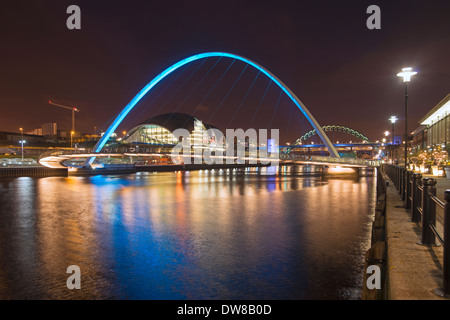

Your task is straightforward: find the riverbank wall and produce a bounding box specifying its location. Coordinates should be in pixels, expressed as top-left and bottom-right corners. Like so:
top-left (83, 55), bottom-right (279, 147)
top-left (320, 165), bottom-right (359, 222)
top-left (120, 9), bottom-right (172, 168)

top-left (0, 166), bottom-right (68, 178)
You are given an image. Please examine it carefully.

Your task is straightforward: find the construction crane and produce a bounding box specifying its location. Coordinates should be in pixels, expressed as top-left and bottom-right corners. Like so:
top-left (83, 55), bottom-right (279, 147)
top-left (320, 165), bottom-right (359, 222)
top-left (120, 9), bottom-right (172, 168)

top-left (48, 100), bottom-right (79, 133)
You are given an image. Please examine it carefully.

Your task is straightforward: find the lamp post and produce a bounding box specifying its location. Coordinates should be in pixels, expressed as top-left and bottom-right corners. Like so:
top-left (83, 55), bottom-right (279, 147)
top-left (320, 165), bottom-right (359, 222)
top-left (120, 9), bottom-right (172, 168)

top-left (389, 116), bottom-right (398, 164)
top-left (397, 67), bottom-right (417, 170)
top-left (19, 128), bottom-right (24, 161)
top-left (19, 140), bottom-right (26, 162)
top-left (389, 116), bottom-right (398, 145)
top-left (71, 131), bottom-right (74, 150)
top-left (383, 131), bottom-right (389, 159)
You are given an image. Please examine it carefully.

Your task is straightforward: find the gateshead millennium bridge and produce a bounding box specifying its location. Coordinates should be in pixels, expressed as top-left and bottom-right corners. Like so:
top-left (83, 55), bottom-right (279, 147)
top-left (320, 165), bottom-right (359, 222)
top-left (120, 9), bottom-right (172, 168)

top-left (38, 52), bottom-right (381, 172)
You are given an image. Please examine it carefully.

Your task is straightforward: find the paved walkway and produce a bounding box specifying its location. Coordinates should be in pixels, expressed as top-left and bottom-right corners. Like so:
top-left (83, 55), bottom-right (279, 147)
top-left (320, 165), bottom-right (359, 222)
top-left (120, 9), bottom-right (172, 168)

top-left (384, 172), bottom-right (447, 300)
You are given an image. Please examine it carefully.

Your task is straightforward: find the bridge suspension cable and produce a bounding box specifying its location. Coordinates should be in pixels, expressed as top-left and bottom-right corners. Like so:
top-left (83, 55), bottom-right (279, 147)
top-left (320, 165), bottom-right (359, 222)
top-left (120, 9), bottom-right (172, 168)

top-left (115, 63), bottom-right (192, 134)
top-left (226, 70), bottom-right (261, 128)
top-left (207, 64), bottom-right (248, 124)
top-left (249, 79), bottom-right (272, 128)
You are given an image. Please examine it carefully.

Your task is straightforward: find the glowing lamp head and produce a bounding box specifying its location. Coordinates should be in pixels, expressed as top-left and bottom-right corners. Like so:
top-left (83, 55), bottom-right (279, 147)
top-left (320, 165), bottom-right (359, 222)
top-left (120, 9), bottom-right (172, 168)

top-left (389, 116), bottom-right (398, 124)
top-left (384, 131), bottom-right (390, 137)
top-left (397, 67), bottom-right (417, 83)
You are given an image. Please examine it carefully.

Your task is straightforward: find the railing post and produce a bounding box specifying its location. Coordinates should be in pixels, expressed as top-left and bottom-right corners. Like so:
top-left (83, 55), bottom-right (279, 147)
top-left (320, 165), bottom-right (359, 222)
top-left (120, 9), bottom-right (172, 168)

top-left (421, 178), bottom-right (437, 246)
top-left (411, 173), bottom-right (422, 222)
top-left (392, 166), bottom-right (395, 186)
top-left (405, 170), bottom-right (413, 209)
top-left (404, 168), bottom-right (408, 199)
top-left (442, 190), bottom-right (450, 296)
top-left (401, 168), bottom-right (406, 200)
top-left (394, 166), bottom-right (398, 189)
top-left (396, 166), bottom-right (400, 190)
top-left (405, 168), bottom-right (409, 201)
top-left (394, 166), bottom-right (397, 188)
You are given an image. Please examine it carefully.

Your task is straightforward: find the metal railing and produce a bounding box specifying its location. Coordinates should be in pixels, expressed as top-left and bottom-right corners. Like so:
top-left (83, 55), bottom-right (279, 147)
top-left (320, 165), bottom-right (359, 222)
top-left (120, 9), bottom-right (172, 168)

top-left (279, 154), bottom-right (381, 167)
top-left (383, 164), bottom-right (449, 297)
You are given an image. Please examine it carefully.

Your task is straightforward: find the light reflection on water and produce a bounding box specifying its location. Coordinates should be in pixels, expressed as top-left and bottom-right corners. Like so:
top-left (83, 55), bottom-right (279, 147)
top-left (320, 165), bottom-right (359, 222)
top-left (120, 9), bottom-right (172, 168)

top-left (0, 167), bottom-right (376, 299)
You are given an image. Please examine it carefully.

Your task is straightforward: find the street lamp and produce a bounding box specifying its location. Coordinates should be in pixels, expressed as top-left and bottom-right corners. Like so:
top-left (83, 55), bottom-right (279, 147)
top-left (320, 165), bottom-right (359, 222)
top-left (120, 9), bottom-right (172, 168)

top-left (71, 131), bottom-right (74, 150)
top-left (19, 140), bottom-right (26, 162)
top-left (383, 131), bottom-right (390, 162)
top-left (389, 116), bottom-right (398, 145)
top-left (382, 138), bottom-right (387, 160)
top-left (397, 67), bottom-right (417, 169)
top-left (19, 128), bottom-right (24, 161)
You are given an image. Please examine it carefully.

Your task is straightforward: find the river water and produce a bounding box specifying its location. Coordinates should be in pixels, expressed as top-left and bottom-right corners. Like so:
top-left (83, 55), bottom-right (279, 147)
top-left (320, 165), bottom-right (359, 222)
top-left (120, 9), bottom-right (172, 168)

top-left (0, 167), bottom-right (376, 300)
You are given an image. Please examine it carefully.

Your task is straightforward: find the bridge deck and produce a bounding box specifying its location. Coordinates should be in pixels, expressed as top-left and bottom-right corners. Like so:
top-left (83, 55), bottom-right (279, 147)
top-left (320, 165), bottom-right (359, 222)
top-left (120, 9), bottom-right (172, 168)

top-left (39, 152), bottom-right (380, 169)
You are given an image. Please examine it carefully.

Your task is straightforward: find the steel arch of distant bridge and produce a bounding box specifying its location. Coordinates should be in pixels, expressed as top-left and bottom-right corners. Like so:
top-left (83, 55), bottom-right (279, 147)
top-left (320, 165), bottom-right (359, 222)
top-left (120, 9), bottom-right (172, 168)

top-left (85, 52), bottom-right (340, 166)
top-left (295, 125), bottom-right (371, 145)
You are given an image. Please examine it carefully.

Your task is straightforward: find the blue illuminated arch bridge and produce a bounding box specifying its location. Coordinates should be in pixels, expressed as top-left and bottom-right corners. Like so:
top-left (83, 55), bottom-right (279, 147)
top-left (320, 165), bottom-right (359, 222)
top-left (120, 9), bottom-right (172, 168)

top-left (85, 52), bottom-right (340, 166)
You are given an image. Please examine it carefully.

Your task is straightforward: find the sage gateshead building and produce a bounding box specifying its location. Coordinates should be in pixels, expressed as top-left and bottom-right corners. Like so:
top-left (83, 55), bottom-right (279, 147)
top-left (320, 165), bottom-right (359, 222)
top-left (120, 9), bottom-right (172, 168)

top-left (122, 112), bottom-right (221, 148)
top-left (412, 93), bottom-right (450, 151)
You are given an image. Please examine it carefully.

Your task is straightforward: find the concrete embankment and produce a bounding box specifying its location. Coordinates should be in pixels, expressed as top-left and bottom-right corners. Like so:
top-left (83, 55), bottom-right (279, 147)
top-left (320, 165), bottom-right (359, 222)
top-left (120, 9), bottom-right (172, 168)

top-left (0, 166), bottom-right (68, 178)
top-left (363, 170), bottom-right (447, 300)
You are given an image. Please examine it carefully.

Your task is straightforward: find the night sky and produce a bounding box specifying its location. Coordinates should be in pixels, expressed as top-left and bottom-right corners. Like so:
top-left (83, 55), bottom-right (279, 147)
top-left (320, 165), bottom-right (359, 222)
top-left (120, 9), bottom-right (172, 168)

top-left (1, 0), bottom-right (449, 143)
